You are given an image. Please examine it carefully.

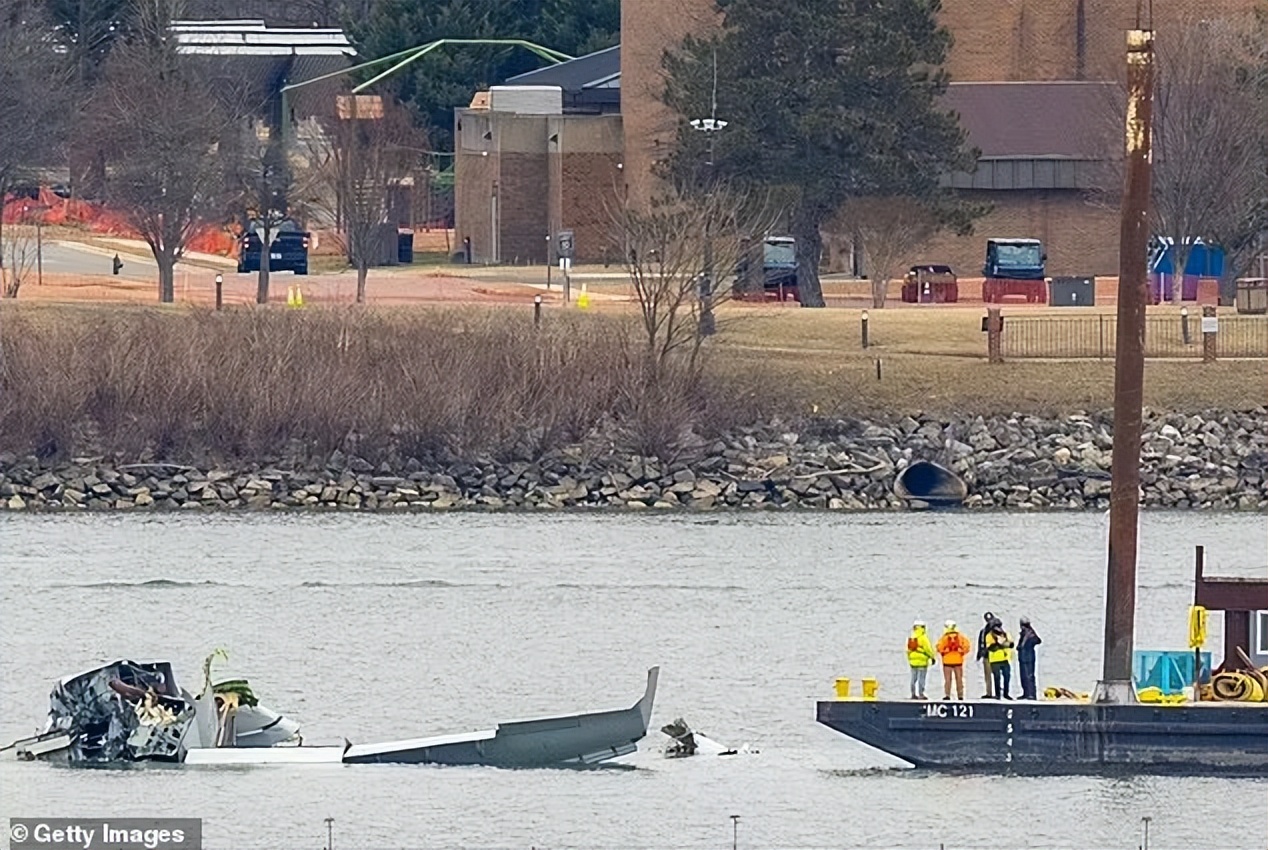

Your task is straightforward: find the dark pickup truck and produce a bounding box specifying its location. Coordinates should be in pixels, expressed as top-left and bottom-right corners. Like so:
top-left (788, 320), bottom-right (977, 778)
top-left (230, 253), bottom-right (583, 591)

top-left (237, 220), bottom-right (309, 275)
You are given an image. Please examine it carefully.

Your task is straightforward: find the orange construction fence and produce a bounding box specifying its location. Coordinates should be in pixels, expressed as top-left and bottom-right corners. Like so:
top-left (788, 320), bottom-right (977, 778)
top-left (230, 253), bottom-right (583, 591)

top-left (2, 187), bottom-right (238, 257)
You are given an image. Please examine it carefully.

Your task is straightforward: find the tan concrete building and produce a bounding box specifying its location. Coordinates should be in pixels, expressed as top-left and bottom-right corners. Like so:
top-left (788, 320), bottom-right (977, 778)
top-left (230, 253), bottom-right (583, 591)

top-left (455, 108), bottom-right (623, 264)
top-left (456, 0), bottom-right (1260, 272)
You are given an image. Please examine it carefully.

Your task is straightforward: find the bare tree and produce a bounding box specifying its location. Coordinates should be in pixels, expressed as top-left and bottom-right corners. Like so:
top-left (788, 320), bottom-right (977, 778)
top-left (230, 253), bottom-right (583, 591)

top-left (308, 93), bottom-right (420, 303)
top-left (829, 197), bottom-right (939, 308)
top-left (0, 1), bottom-right (68, 189)
top-left (230, 121), bottom-right (293, 304)
top-left (1149, 15), bottom-right (1268, 303)
top-left (45, 0), bottom-right (131, 199)
top-left (92, 3), bottom-right (242, 303)
top-left (1207, 12), bottom-right (1268, 287)
top-left (610, 184), bottom-right (781, 375)
top-left (0, 0), bottom-right (70, 281)
top-left (1, 225), bottom-right (38, 298)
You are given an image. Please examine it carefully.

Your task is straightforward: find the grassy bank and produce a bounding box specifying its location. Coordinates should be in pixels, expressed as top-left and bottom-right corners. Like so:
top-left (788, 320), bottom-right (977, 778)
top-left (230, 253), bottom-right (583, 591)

top-left (1, 302), bottom-right (1263, 463)
top-left (715, 307), bottom-right (1268, 414)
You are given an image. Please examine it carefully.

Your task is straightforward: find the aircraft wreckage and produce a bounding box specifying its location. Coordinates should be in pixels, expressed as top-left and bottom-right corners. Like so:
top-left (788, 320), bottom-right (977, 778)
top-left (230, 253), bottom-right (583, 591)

top-left (2, 654), bottom-right (659, 767)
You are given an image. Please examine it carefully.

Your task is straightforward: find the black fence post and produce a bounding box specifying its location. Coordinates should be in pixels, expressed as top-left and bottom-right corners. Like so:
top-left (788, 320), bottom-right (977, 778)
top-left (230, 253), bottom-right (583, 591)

top-left (1202, 306), bottom-right (1217, 362)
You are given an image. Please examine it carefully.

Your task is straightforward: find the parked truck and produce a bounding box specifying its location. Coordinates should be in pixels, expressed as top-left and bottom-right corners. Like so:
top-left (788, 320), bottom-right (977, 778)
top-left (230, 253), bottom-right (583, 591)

top-left (237, 219), bottom-right (310, 276)
top-left (982, 238), bottom-right (1046, 303)
top-left (735, 236), bottom-right (799, 302)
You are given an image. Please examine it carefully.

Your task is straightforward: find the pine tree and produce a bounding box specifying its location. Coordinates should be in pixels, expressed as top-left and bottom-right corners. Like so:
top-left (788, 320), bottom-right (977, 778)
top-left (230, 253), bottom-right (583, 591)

top-left (349, 0), bottom-right (618, 154)
top-left (662, 0), bottom-right (981, 307)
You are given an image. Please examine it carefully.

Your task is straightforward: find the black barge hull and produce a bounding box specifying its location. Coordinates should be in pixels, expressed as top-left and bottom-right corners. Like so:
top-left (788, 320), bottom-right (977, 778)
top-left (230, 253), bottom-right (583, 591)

top-left (817, 699), bottom-right (1268, 775)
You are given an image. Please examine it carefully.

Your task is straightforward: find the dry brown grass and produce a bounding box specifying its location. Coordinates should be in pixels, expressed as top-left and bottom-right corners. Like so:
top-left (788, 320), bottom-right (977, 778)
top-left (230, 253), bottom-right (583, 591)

top-left (0, 303), bottom-right (763, 462)
top-left (711, 304), bottom-right (1268, 416)
top-left (2, 301), bottom-right (1263, 463)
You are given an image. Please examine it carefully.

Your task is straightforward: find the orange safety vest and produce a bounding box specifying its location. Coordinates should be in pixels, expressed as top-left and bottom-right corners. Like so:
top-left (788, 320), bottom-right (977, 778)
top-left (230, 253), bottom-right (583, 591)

top-left (937, 630), bottom-right (971, 665)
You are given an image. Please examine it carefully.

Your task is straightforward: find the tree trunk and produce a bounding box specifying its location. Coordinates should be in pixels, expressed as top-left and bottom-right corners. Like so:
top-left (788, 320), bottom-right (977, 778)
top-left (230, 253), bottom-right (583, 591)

top-left (158, 254), bottom-right (176, 303)
top-left (740, 237), bottom-right (763, 299)
top-left (871, 276), bottom-right (888, 308)
top-left (1, 213), bottom-right (15, 295)
top-left (791, 212), bottom-right (825, 308)
top-left (356, 258), bottom-right (368, 304)
top-left (1171, 245), bottom-right (1191, 306)
top-left (256, 244), bottom-right (271, 304)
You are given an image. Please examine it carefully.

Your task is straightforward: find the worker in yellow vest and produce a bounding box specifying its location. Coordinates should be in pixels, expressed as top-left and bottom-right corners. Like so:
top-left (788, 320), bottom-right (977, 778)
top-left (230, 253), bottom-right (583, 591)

top-left (985, 617), bottom-right (1014, 700)
top-left (906, 620), bottom-right (937, 700)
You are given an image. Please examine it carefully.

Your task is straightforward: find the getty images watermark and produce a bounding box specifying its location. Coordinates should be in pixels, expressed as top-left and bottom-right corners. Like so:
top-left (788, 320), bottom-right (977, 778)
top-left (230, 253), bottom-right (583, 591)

top-left (9, 819), bottom-right (201, 850)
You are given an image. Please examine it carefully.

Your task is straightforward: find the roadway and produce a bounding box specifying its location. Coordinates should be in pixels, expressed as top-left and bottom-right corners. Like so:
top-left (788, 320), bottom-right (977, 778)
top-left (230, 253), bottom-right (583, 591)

top-left (37, 242), bottom-right (157, 281)
top-left (33, 241), bottom-right (237, 282)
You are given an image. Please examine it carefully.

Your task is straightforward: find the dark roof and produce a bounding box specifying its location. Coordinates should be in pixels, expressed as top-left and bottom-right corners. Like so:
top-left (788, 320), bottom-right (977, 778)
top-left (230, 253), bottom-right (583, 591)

top-left (502, 49), bottom-right (1117, 167)
top-left (173, 20), bottom-right (353, 121)
top-left (507, 45), bottom-right (619, 90)
top-left (943, 82), bottom-right (1116, 160)
top-left (505, 45), bottom-right (620, 113)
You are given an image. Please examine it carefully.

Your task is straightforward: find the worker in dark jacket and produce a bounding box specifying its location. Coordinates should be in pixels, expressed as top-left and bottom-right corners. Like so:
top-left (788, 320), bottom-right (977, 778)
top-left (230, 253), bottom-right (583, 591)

top-left (976, 611), bottom-right (996, 698)
top-left (985, 618), bottom-right (1014, 700)
top-left (1017, 617), bottom-right (1043, 700)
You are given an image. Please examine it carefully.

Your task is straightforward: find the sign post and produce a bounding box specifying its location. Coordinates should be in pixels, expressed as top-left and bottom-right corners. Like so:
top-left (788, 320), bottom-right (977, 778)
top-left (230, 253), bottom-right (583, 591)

top-left (1201, 306), bottom-right (1218, 362)
top-left (545, 234), bottom-right (552, 290)
top-left (556, 230), bottom-right (575, 303)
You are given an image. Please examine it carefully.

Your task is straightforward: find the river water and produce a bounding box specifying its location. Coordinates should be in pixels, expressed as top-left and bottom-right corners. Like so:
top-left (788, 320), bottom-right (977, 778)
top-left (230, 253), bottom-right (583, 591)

top-left (1, 511), bottom-right (1265, 850)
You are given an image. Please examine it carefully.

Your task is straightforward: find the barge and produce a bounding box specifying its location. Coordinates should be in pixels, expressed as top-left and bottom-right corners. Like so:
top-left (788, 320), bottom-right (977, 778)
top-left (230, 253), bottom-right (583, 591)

top-left (816, 26), bottom-right (1268, 775)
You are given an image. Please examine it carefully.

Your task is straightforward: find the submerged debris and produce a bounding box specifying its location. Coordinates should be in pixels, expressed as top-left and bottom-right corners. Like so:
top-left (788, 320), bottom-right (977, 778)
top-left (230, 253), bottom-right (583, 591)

top-left (13, 654), bottom-right (300, 765)
top-left (5, 658), bottom-right (659, 768)
top-left (660, 718), bottom-right (755, 758)
top-left (51, 660), bottom-right (191, 762)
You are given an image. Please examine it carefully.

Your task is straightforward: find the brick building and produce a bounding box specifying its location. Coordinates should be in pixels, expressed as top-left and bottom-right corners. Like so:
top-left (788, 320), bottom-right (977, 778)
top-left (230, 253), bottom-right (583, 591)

top-left (454, 53), bottom-right (623, 265)
top-left (456, 0), bottom-right (1259, 272)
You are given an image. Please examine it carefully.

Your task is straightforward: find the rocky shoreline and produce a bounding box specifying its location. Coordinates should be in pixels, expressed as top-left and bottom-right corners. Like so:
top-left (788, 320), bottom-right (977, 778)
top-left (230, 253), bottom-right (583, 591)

top-left (2, 409), bottom-right (1265, 513)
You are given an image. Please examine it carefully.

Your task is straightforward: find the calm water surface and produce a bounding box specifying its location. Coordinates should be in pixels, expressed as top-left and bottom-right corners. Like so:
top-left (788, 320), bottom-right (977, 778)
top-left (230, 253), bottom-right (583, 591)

top-left (1, 511), bottom-right (1265, 849)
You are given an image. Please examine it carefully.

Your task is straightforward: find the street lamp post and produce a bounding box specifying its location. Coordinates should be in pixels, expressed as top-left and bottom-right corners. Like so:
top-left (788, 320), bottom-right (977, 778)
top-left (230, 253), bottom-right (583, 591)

top-left (729, 814), bottom-right (740, 850)
top-left (690, 116), bottom-right (727, 337)
top-left (324, 817), bottom-right (334, 850)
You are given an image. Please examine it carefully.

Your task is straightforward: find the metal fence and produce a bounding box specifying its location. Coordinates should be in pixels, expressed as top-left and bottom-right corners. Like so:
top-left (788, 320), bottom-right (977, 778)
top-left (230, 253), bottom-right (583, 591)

top-left (1000, 314), bottom-right (1268, 359)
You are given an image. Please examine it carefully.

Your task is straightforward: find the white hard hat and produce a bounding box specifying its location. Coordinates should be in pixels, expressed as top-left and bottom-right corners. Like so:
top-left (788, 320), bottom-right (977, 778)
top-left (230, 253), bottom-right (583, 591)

top-left (913, 619), bottom-right (925, 627)
top-left (945, 619), bottom-right (956, 629)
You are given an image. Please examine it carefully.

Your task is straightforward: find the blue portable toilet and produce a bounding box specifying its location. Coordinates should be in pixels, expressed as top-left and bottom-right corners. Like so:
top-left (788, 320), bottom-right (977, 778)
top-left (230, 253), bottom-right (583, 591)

top-left (1149, 238), bottom-right (1225, 276)
top-left (1148, 238), bottom-right (1225, 301)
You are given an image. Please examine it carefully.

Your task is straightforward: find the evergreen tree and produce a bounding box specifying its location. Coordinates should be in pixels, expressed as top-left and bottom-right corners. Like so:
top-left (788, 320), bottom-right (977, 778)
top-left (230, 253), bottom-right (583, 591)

top-left (662, 0), bottom-right (981, 307)
top-left (348, 0), bottom-right (618, 153)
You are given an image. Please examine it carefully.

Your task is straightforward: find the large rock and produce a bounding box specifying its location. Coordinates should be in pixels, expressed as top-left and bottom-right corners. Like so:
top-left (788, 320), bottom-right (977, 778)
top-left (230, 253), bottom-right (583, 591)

top-left (4, 408), bottom-right (1264, 513)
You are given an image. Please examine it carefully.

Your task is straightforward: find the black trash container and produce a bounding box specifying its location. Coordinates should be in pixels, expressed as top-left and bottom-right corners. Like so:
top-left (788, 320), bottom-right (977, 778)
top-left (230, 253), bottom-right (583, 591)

top-left (1049, 276), bottom-right (1096, 306)
top-left (397, 229), bottom-right (414, 264)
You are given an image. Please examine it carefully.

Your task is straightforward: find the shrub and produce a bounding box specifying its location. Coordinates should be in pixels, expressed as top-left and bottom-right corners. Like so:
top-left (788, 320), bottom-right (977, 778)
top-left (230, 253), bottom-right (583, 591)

top-left (0, 305), bottom-right (774, 463)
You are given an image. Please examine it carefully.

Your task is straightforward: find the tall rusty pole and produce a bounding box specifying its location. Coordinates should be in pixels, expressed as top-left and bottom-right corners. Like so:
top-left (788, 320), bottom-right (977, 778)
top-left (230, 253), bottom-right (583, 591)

top-left (1098, 27), bottom-right (1154, 703)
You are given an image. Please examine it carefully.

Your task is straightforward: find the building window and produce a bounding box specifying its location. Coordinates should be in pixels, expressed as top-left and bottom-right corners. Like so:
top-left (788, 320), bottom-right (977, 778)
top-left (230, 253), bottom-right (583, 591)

top-left (1259, 611), bottom-right (1268, 656)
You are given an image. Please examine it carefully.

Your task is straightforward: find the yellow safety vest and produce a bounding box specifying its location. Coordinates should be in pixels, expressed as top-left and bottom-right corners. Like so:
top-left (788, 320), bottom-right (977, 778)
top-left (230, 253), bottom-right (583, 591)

top-left (987, 632), bottom-right (1012, 664)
